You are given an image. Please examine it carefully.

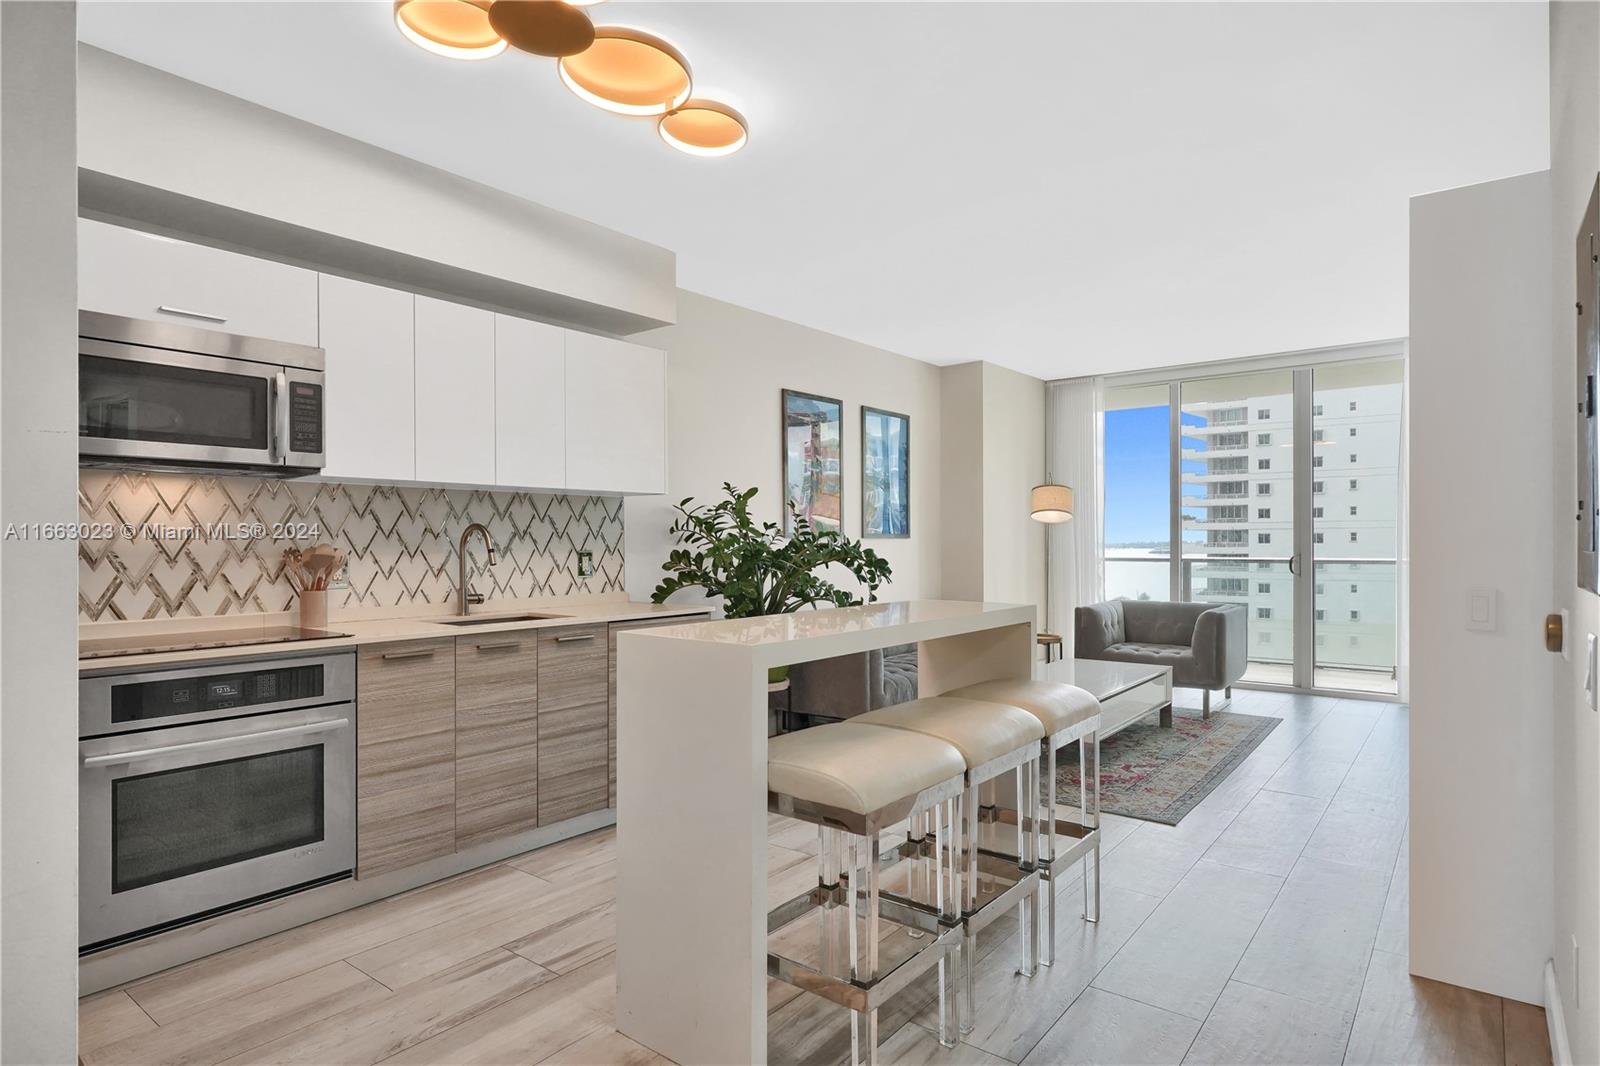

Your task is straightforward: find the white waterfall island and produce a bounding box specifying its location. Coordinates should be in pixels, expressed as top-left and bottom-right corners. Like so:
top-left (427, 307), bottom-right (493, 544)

top-left (614, 600), bottom-right (1036, 1065)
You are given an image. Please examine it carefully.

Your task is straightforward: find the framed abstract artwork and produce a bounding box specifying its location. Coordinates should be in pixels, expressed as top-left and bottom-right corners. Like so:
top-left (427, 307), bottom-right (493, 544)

top-left (862, 407), bottom-right (910, 538)
top-left (781, 389), bottom-right (843, 534)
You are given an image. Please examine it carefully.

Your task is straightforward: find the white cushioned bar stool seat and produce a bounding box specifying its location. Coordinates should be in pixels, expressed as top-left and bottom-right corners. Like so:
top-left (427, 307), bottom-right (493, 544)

top-left (945, 679), bottom-right (1099, 738)
top-left (768, 722), bottom-right (966, 821)
top-left (855, 695), bottom-right (1049, 1029)
top-left (944, 679), bottom-right (1105, 966)
top-left (766, 721), bottom-right (966, 1064)
top-left (854, 696), bottom-right (1044, 779)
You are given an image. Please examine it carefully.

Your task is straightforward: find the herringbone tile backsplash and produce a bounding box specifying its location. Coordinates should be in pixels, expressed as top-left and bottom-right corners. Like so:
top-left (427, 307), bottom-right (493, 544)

top-left (79, 471), bottom-right (625, 621)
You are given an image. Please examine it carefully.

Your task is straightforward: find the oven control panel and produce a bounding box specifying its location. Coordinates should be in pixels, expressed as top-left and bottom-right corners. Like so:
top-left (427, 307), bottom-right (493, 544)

top-left (110, 664), bottom-right (322, 725)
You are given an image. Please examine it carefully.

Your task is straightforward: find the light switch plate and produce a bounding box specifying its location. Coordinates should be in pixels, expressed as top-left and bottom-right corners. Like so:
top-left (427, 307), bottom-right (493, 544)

top-left (576, 550), bottom-right (595, 578)
top-left (1465, 586), bottom-right (1498, 632)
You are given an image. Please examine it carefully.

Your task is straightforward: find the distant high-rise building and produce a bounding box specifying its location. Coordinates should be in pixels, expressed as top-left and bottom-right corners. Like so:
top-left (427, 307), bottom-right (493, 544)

top-left (1103, 364), bottom-right (1403, 690)
top-left (1182, 382), bottom-right (1400, 678)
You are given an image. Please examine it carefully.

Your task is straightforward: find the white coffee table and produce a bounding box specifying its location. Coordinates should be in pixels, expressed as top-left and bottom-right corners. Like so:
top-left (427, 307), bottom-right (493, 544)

top-left (1066, 658), bottom-right (1174, 736)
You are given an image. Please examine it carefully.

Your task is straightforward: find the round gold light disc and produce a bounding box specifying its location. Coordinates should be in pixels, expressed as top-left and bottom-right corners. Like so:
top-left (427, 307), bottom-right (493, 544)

top-left (394, 0), bottom-right (507, 60)
top-left (658, 100), bottom-right (747, 157)
top-left (486, 1), bottom-right (594, 58)
top-left (558, 27), bottom-right (692, 116)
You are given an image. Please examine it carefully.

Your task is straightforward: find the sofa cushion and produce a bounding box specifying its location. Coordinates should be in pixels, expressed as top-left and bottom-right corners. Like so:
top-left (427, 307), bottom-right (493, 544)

top-left (1121, 599), bottom-right (1214, 646)
top-left (1106, 641), bottom-right (1194, 661)
top-left (1076, 600), bottom-right (1126, 657)
top-left (879, 650), bottom-right (919, 708)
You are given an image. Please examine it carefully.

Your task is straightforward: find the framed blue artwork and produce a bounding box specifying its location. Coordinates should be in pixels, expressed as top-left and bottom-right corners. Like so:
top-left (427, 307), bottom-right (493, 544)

top-left (861, 406), bottom-right (909, 538)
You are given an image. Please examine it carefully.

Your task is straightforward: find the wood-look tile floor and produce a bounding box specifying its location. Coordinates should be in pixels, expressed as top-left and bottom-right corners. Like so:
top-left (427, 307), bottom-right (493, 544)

top-left (79, 690), bottom-right (1552, 1066)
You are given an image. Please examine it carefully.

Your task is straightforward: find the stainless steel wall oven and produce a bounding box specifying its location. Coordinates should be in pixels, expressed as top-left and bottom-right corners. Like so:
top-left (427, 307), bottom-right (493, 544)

top-left (79, 652), bottom-right (355, 952)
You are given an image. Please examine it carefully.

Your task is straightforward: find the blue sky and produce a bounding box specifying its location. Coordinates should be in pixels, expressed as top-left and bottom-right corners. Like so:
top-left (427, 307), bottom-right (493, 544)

top-left (1104, 405), bottom-right (1206, 546)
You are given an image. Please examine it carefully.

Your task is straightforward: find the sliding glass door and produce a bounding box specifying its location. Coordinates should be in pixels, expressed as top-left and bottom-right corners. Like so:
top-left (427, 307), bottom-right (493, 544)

top-left (1309, 361), bottom-right (1404, 693)
top-left (1180, 371), bottom-right (1298, 685)
top-left (1103, 353), bottom-right (1404, 695)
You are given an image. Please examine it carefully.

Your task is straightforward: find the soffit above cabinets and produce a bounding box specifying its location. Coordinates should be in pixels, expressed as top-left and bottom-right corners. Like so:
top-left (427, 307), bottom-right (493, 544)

top-left (78, 219), bottom-right (668, 498)
top-left (77, 45), bottom-right (677, 337)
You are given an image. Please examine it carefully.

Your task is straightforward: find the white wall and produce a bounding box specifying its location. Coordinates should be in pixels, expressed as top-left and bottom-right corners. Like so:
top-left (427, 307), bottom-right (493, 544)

top-left (76, 46), bottom-right (675, 335)
top-left (938, 362), bottom-right (1047, 623)
top-left (981, 363), bottom-right (1046, 615)
top-left (625, 291), bottom-right (944, 608)
top-left (1409, 170), bottom-right (1554, 1006)
top-left (1549, 3), bottom-right (1600, 1058)
top-left (0, 3), bottom-right (80, 1062)
top-left (940, 362), bottom-right (985, 602)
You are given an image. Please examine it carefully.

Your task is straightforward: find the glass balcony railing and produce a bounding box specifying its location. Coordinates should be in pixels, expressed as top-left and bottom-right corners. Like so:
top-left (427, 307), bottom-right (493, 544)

top-left (1102, 552), bottom-right (1398, 694)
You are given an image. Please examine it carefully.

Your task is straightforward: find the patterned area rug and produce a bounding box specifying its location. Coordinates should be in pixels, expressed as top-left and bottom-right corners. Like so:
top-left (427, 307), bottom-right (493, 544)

top-left (1054, 708), bottom-right (1280, 825)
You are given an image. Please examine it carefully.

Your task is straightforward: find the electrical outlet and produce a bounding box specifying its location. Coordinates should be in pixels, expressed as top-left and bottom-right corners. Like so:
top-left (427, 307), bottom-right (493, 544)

top-left (328, 560), bottom-right (350, 591)
top-left (577, 550), bottom-right (595, 578)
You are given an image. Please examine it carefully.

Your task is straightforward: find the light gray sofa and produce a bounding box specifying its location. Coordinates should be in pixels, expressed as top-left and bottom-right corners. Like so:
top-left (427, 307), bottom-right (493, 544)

top-left (785, 644), bottom-right (918, 724)
top-left (1075, 599), bottom-right (1247, 717)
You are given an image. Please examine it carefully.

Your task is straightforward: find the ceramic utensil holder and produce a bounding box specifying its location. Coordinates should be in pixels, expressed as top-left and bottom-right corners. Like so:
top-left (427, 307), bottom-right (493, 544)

top-left (299, 590), bottom-right (328, 631)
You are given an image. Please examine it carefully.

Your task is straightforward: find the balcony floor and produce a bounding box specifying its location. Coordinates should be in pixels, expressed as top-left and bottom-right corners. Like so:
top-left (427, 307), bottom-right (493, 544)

top-left (1245, 660), bottom-right (1398, 695)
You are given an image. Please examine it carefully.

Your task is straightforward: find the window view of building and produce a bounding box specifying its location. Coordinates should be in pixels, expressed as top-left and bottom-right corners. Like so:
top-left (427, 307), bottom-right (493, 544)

top-left (1104, 357), bottom-right (1403, 693)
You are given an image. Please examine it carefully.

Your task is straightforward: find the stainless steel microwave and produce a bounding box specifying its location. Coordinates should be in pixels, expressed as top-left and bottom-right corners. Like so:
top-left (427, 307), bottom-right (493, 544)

top-left (79, 310), bottom-right (326, 476)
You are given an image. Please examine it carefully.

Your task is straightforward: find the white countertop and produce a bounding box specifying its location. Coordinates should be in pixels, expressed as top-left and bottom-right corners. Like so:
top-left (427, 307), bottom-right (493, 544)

top-left (78, 598), bottom-right (715, 675)
top-left (623, 600), bottom-right (1037, 668)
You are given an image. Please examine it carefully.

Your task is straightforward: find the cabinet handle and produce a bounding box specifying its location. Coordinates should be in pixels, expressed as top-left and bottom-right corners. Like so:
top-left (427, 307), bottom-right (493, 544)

top-left (554, 633), bottom-right (596, 643)
top-left (156, 305), bottom-right (228, 324)
top-left (382, 648), bottom-right (437, 661)
top-left (475, 640), bottom-right (522, 651)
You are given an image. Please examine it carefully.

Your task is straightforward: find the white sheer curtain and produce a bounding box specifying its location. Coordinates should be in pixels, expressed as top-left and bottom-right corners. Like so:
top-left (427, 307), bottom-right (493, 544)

top-left (1045, 377), bottom-right (1105, 659)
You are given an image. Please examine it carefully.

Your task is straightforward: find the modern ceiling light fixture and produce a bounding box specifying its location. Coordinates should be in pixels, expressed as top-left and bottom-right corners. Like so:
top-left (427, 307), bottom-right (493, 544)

top-left (557, 26), bottom-right (693, 116)
top-left (486, 0), bottom-right (594, 58)
top-left (658, 99), bottom-right (748, 157)
top-left (391, 7), bottom-right (745, 155)
top-left (394, 0), bottom-right (508, 60)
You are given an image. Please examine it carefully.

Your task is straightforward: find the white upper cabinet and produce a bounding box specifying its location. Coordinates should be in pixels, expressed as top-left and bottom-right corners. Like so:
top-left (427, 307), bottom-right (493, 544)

top-left (565, 332), bottom-right (666, 495)
top-left (78, 219), bottom-right (319, 346)
top-left (78, 216), bottom-right (666, 494)
top-left (495, 315), bottom-right (566, 491)
top-left (414, 295), bottom-right (496, 487)
top-left (318, 275), bottom-right (416, 483)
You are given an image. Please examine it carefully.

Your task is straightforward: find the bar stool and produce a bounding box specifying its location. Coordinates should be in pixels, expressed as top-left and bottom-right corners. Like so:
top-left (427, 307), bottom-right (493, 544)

top-left (853, 696), bottom-right (1046, 1030)
top-left (944, 679), bottom-right (1103, 966)
top-left (767, 721), bottom-right (967, 1064)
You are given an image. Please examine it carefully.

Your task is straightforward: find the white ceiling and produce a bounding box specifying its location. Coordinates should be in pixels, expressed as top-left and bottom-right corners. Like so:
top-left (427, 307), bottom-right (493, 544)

top-left (78, 2), bottom-right (1549, 379)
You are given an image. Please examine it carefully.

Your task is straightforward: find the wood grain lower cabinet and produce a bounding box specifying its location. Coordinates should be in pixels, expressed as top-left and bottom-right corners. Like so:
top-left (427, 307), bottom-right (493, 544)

top-left (356, 639), bottom-right (456, 879)
top-left (537, 624), bottom-right (609, 824)
top-left (608, 617), bottom-right (696, 809)
top-left (454, 634), bottom-right (540, 850)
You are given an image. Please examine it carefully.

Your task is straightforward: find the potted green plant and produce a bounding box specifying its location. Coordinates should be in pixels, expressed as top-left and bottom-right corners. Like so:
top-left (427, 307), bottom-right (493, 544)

top-left (650, 484), bottom-right (893, 682)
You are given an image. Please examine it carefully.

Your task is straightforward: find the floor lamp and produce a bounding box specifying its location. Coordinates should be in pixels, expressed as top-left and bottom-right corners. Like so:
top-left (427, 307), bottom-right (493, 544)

top-left (1030, 481), bottom-right (1074, 664)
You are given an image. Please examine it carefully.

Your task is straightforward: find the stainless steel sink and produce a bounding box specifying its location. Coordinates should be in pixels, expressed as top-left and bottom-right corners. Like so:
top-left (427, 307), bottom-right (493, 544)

top-left (435, 613), bottom-right (567, 627)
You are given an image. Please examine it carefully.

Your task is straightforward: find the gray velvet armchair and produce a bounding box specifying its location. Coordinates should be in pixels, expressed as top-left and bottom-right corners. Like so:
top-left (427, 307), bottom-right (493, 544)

top-left (1075, 599), bottom-right (1248, 716)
